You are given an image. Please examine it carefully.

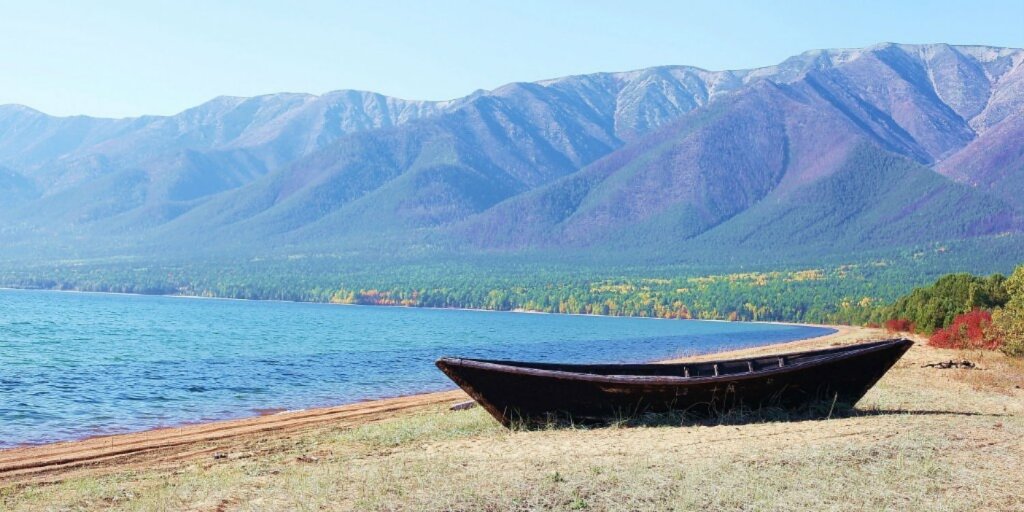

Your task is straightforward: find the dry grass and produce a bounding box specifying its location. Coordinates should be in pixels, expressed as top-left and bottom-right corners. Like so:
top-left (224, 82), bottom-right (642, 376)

top-left (3, 335), bottom-right (1023, 511)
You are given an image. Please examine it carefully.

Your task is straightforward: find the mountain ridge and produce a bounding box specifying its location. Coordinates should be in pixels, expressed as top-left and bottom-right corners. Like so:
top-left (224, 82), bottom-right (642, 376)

top-left (0, 43), bottom-right (1021, 263)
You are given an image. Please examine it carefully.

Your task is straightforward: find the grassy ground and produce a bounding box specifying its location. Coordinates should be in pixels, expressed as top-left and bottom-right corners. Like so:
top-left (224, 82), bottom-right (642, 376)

top-left (3, 338), bottom-right (1023, 511)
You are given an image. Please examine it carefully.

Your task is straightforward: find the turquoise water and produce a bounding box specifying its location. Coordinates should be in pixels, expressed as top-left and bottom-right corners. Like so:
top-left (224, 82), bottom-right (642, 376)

top-left (0, 289), bottom-right (833, 447)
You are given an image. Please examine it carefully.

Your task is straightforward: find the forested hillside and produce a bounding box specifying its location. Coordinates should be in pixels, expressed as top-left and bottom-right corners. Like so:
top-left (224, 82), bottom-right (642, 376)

top-left (2, 240), bottom-right (1020, 327)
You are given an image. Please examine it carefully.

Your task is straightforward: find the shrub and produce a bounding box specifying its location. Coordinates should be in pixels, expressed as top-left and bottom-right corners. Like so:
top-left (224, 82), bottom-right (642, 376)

top-left (993, 307), bottom-right (1024, 357)
top-left (885, 273), bottom-right (1008, 334)
top-left (885, 318), bottom-right (914, 333)
top-left (928, 309), bottom-right (1002, 350)
top-left (992, 265), bottom-right (1024, 357)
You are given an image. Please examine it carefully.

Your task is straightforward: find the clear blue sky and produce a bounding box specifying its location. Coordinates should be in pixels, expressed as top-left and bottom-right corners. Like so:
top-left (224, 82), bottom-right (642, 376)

top-left (2, 0), bottom-right (1021, 118)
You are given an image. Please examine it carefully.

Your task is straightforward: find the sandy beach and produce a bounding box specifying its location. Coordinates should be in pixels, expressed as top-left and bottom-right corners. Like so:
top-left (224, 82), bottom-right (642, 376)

top-left (3, 324), bottom-right (1023, 510)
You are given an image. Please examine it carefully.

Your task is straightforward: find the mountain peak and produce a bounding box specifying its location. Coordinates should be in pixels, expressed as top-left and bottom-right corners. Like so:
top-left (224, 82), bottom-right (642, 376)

top-left (0, 103), bottom-right (52, 117)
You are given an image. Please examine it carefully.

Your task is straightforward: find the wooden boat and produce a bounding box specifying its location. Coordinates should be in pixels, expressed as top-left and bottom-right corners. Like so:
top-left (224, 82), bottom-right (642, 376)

top-left (436, 339), bottom-right (913, 427)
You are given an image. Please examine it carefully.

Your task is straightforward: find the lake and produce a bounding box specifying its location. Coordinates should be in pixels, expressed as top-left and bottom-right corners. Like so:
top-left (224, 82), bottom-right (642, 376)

top-left (0, 289), bottom-right (833, 447)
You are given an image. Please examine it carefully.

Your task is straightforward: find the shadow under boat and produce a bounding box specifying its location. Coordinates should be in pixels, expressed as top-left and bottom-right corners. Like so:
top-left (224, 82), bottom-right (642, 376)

top-left (436, 339), bottom-right (914, 428)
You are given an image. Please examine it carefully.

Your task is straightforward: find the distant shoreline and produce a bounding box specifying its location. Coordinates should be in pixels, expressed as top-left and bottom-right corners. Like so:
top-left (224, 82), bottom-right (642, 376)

top-left (0, 285), bottom-right (844, 330)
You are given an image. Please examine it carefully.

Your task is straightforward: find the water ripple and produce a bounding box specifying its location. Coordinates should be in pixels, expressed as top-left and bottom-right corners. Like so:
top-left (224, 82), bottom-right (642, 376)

top-left (0, 289), bottom-right (832, 447)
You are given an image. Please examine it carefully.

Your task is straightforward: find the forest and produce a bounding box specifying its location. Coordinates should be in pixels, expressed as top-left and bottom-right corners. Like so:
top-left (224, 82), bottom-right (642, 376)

top-left (880, 264), bottom-right (1024, 357)
top-left (2, 240), bottom-right (1017, 329)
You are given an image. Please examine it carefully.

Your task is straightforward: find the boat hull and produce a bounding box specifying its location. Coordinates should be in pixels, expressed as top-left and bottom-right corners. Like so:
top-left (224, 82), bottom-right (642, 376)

top-left (436, 339), bottom-right (912, 427)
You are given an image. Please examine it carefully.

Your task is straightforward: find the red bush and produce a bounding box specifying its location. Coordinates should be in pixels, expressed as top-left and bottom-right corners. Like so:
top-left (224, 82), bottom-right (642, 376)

top-left (928, 309), bottom-right (1002, 350)
top-left (885, 318), bottom-right (914, 333)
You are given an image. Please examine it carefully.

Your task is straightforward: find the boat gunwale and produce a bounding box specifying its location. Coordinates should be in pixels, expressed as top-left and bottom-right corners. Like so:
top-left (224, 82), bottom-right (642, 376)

top-left (436, 339), bottom-right (912, 386)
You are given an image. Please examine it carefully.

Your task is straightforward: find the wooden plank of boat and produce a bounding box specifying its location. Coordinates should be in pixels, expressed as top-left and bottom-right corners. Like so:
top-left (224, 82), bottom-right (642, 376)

top-left (436, 339), bottom-right (913, 428)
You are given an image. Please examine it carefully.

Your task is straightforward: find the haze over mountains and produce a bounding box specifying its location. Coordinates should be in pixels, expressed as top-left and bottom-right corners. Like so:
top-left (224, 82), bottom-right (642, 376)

top-left (1, 43), bottom-right (1021, 263)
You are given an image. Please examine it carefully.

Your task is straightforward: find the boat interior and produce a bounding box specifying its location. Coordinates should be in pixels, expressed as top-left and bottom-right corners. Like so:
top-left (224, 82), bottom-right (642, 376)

top-left (461, 339), bottom-right (907, 378)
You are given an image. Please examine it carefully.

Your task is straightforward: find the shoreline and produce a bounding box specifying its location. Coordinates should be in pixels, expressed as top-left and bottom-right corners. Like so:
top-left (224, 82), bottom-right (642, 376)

top-left (0, 323), bottom-right (841, 450)
top-left (0, 293), bottom-right (838, 450)
top-left (0, 324), bottom-right (879, 485)
top-left (0, 285), bottom-right (847, 327)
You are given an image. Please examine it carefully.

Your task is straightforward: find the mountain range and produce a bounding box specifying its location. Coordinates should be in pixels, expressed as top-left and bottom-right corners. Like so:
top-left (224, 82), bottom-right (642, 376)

top-left (1, 43), bottom-right (1021, 264)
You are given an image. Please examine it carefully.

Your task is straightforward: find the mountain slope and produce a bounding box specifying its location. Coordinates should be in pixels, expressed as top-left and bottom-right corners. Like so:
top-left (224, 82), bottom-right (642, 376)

top-left (0, 92), bottom-right (458, 235)
top-left (937, 114), bottom-right (1024, 204)
top-left (684, 145), bottom-right (1019, 255)
top-left (0, 43), bottom-right (1020, 263)
top-left (143, 67), bottom-right (803, 246)
top-left (0, 166), bottom-right (38, 206)
top-left (453, 45), bottom-right (1023, 252)
top-left (933, 50), bottom-right (1024, 204)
